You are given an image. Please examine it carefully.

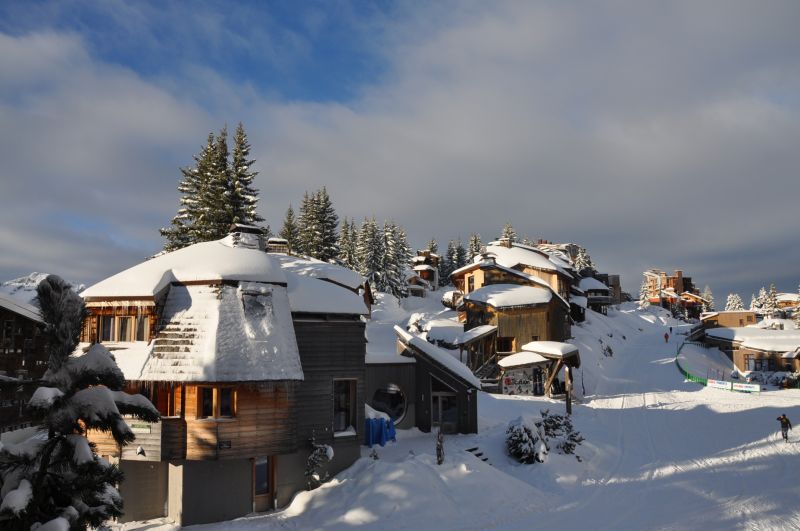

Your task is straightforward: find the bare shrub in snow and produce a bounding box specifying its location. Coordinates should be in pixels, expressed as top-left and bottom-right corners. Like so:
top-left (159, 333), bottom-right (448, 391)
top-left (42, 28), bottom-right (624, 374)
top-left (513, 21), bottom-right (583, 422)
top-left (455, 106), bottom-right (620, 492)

top-left (0, 276), bottom-right (159, 530)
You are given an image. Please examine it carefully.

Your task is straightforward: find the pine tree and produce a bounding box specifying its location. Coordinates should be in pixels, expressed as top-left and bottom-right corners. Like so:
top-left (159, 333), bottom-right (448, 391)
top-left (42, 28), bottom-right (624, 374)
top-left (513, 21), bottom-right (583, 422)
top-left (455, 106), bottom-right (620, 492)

top-left (356, 218), bottom-right (384, 286)
top-left (749, 293), bottom-right (758, 311)
top-left (381, 221), bottom-right (407, 298)
top-left (337, 218), bottom-right (358, 269)
top-left (701, 285), bottom-right (715, 312)
top-left (296, 191), bottom-right (316, 257)
top-left (439, 240), bottom-right (456, 287)
top-left (763, 283), bottom-right (779, 317)
top-left (725, 293), bottom-right (745, 311)
top-left (228, 122), bottom-right (264, 226)
top-left (454, 238), bottom-right (467, 270)
top-left (638, 280), bottom-right (650, 309)
top-left (201, 125), bottom-right (234, 240)
top-left (467, 233), bottom-right (482, 261)
top-left (0, 276), bottom-right (159, 529)
top-left (427, 238), bottom-right (438, 255)
top-left (316, 187), bottom-right (339, 262)
top-left (160, 132), bottom-right (216, 251)
top-left (279, 204), bottom-right (300, 253)
top-left (501, 223), bottom-right (517, 242)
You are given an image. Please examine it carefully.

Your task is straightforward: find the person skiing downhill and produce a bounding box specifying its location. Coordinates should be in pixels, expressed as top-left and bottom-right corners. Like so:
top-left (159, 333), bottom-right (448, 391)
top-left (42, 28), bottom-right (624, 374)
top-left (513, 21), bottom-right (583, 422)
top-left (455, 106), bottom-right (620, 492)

top-left (664, 332), bottom-right (669, 343)
top-left (777, 414), bottom-right (792, 442)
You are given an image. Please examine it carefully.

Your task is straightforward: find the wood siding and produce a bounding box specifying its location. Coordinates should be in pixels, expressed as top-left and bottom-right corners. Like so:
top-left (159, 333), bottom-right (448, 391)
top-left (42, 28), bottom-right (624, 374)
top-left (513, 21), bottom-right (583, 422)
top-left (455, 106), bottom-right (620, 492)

top-left (88, 416), bottom-right (185, 461)
top-left (292, 318), bottom-right (366, 446)
top-left (364, 363), bottom-right (417, 429)
top-left (183, 382), bottom-right (297, 460)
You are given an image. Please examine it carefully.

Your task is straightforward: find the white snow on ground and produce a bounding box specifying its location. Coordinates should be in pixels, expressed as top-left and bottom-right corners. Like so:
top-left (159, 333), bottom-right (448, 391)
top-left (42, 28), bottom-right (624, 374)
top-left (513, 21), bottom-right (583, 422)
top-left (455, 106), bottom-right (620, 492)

top-left (117, 300), bottom-right (800, 531)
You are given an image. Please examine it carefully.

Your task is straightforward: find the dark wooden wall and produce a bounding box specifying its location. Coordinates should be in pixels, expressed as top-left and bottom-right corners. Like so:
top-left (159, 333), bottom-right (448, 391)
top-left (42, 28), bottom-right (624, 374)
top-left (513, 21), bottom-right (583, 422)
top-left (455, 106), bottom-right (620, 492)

top-left (413, 356), bottom-right (477, 434)
top-left (364, 363), bottom-right (416, 429)
top-left (0, 307), bottom-right (45, 378)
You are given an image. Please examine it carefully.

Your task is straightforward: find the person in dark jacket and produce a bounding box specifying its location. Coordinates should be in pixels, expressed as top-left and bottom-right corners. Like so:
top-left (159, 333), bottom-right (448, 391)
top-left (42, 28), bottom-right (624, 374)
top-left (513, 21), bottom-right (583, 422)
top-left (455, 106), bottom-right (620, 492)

top-left (777, 414), bottom-right (792, 442)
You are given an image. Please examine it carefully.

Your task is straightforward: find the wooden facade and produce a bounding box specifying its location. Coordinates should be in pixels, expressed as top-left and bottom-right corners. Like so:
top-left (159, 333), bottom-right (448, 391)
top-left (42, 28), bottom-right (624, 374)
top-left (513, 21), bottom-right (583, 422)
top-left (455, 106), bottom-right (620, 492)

top-left (464, 300), bottom-right (569, 354)
top-left (0, 305), bottom-right (45, 379)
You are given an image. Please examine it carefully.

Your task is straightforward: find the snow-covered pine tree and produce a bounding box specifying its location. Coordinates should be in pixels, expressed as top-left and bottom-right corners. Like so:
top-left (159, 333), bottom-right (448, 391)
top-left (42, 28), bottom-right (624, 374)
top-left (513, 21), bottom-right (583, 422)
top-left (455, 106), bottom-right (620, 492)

top-left (228, 122), bottom-right (264, 226)
top-left (200, 125), bottom-right (234, 241)
top-left (356, 218), bottom-right (384, 287)
top-left (749, 293), bottom-right (758, 311)
top-left (296, 191), bottom-right (316, 257)
top-left (520, 235), bottom-right (533, 246)
top-left (0, 276), bottom-right (159, 530)
top-left (500, 223), bottom-right (517, 242)
top-left (701, 285), bottom-right (715, 312)
top-left (337, 218), bottom-right (358, 269)
top-left (755, 287), bottom-right (768, 312)
top-left (467, 233), bottom-right (482, 261)
top-left (381, 221), bottom-right (407, 298)
top-left (439, 240), bottom-right (456, 287)
top-left (725, 293), bottom-right (744, 311)
top-left (638, 280), bottom-right (650, 308)
top-left (160, 132), bottom-right (217, 251)
top-left (454, 238), bottom-right (467, 270)
top-left (316, 187), bottom-right (339, 262)
top-left (396, 225), bottom-right (412, 271)
top-left (279, 204), bottom-right (300, 254)
top-left (763, 284), bottom-right (779, 317)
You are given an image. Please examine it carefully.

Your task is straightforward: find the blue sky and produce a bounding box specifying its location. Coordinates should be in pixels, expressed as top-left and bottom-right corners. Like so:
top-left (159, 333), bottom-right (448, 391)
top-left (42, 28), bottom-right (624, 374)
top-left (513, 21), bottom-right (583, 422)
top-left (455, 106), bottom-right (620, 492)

top-left (1, 0), bottom-right (799, 301)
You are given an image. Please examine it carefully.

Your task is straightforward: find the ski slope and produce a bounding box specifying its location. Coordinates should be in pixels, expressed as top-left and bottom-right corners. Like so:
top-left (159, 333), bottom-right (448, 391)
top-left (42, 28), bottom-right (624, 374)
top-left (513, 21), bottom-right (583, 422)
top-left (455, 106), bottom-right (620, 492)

top-left (120, 305), bottom-right (800, 531)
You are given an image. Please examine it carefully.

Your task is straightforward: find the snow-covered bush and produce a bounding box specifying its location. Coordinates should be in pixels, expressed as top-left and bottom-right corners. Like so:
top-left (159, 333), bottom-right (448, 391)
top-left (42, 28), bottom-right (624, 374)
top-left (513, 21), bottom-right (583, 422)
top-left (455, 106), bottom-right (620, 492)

top-left (305, 431), bottom-right (334, 490)
top-left (540, 410), bottom-right (585, 461)
top-left (505, 416), bottom-right (548, 464)
top-left (0, 276), bottom-right (159, 530)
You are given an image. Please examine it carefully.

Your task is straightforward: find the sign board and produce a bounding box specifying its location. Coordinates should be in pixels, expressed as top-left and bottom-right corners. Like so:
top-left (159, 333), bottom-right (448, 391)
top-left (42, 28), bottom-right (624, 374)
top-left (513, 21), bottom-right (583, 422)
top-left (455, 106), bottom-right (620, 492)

top-left (707, 379), bottom-right (732, 390)
top-left (732, 382), bottom-right (761, 393)
top-left (129, 423), bottom-right (152, 434)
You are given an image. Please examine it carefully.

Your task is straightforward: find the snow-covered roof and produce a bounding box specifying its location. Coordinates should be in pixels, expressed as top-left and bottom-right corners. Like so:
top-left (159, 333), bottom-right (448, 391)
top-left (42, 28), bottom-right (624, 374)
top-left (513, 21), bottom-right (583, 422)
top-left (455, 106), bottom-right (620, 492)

top-left (0, 293), bottom-right (42, 323)
top-left (579, 277), bottom-right (610, 293)
top-left (781, 350), bottom-right (800, 360)
top-left (464, 284), bottom-right (552, 308)
top-left (498, 351), bottom-right (549, 368)
top-left (424, 319), bottom-right (464, 346)
top-left (705, 327), bottom-right (800, 353)
top-left (100, 282), bottom-right (303, 383)
top-left (82, 236), bottom-right (287, 299)
top-left (570, 295), bottom-right (588, 309)
top-left (394, 326), bottom-right (481, 388)
top-left (485, 242), bottom-right (558, 273)
top-left (456, 325), bottom-right (498, 346)
top-left (413, 264), bottom-right (436, 272)
top-left (520, 340), bottom-right (580, 358)
top-left (777, 293), bottom-right (800, 303)
top-left (274, 255), bottom-right (364, 291)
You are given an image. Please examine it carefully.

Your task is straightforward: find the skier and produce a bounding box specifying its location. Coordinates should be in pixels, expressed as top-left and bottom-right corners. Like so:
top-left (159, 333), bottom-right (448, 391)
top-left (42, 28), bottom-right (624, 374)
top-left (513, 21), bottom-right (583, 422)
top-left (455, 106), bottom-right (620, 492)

top-left (669, 326), bottom-right (673, 334)
top-left (664, 332), bottom-right (669, 343)
top-left (777, 413), bottom-right (792, 442)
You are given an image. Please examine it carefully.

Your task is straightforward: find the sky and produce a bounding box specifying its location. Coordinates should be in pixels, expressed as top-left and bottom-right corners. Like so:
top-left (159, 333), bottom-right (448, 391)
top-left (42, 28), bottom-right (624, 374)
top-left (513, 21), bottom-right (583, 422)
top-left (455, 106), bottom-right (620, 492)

top-left (1, 0), bottom-right (799, 301)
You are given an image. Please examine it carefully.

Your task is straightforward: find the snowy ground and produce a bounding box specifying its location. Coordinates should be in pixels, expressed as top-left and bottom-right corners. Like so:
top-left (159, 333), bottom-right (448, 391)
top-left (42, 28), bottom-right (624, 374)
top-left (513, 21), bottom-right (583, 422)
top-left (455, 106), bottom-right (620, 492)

top-left (119, 301), bottom-right (800, 531)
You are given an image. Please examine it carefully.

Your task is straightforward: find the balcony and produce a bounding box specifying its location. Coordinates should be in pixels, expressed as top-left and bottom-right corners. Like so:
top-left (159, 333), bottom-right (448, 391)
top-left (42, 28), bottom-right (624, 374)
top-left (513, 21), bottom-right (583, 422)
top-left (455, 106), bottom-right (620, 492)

top-left (88, 416), bottom-right (186, 461)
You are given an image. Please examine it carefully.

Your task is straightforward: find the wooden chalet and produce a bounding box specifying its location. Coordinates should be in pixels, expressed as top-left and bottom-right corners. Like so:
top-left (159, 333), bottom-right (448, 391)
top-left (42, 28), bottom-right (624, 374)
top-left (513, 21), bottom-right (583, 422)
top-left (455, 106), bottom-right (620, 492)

top-left (364, 326), bottom-right (480, 435)
top-left (410, 250), bottom-right (440, 291)
top-left (578, 276), bottom-right (612, 315)
top-left (700, 311), bottom-right (756, 329)
top-left (702, 327), bottom-right (800, 374)
top-left (83, 227), bottom-right (369, 525)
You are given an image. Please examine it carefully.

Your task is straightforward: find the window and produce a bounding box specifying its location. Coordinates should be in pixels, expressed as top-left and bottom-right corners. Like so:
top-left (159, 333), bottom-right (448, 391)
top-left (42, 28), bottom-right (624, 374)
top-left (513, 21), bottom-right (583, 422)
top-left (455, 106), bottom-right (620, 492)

top-left (333, 379), bottom-right (357, 434)
top-left (100, 316), bottom-right (114, 342)
top-left (531, 335), bottom-right (539, 342)
top-left (199, 387), bottom-right (214, 418)
top-left (118, 317), bottom-right (133, 342)
top-left (467, 276), bottom-right (475, 293)
top-left (497, 337), bottom-right (514, 353)
top-left (3, 321), bottom-right (13, 346)
top-left (197, 386), bottom-right (236, 419)
top-left (371, 384), bottom-right (407, 423)
top-left (135, 315), bottom-right (148, 341)
top-left (219, 388), bottom-right (234, 418)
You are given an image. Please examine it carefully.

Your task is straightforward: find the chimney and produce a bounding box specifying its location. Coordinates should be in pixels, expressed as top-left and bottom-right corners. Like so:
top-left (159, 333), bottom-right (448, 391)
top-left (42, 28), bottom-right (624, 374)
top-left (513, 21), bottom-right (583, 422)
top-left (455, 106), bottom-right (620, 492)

top-left (228, 224), bottom-right (266, 251)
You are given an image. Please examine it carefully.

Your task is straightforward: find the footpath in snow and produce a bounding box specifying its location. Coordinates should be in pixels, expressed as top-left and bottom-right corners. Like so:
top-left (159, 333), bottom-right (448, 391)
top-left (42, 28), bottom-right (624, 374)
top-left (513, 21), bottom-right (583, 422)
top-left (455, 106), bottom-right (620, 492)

top-left (119, 304), bottom-right (800, 531)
